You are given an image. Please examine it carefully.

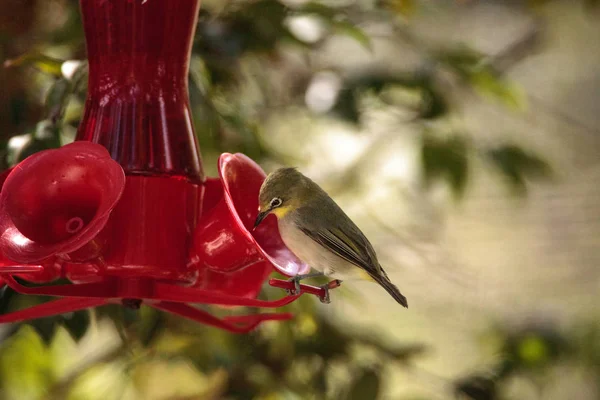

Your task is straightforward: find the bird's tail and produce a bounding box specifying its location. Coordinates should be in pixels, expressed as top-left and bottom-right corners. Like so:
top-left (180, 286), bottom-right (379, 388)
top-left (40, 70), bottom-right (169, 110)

top-left (371, 268), bottom-right (408, 308)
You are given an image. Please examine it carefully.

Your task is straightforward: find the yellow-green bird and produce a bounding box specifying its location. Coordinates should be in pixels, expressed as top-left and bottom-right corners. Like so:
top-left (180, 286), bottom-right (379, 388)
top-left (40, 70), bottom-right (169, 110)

top-left (254, 167), bottom-right (408, 307)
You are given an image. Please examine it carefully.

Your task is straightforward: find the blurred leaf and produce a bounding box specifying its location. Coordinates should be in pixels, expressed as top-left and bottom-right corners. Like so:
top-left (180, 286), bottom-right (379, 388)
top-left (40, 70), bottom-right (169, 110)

top-left (94, 303), bottom-right (136, 341)
top-left (455, 375), bottom-right (497, 400)
top-left (503, 325), bottom-right (565, 372)
top-left (517, 334), bottom-right (549, 367)
top-left (219, 112), bottom-right (268, 160)
top-left (485, 145), bottom-right (553, 195)
top-left (49, 325), bottom-right (79, 380)
top-left (66, 361), bottom-right (129, 400)
top-left (48, 5), bottom-right (84, 46)
top-left (3, 52), bottom-right (64, 76)
top-left (331, 20), bottom-right (372, 52)
top-left (419, 86), bottom-right (449, 119)
top-left (573, 321), bottom-right (600, 372)
top-left (28, 317), bottom-right (60, 345)
top-left (34, 120), bottom-right (62, 148)
top-left (436, 46), bottom-right (526, 111)
top-left (0, 325), bottom-right (53, 399)
top-left (296, 2), bottom-right (338, 19)
top-left (469, 69), bottom-right (527, 111)
top-left (387, 343), bottom-right (428, 363)
top-left (0, 285), bottom-right (16, 315)
top-left (527, 0), bottom-right (553, 8)
top-left (190, 54), bottom-right (213, 96)
top-left (45, 78), bottom-right (73, 122)
top-left (332, 71), bottom-right (448, 121)
top-left (585, 0), bottom-right (600, 8)
top-left (61, 311), bottom-right (90, 342)
top-left (300, 319), bottom-right (351, 360)
top-left (229, 0), bottom-right (289, 53)
top-left (345, 368), bottom-right (381, 400)
top-left (138, 306), bottom-right (165, 348)
top-left (422, 134), bottom-right (470, 198)
top-left (380, 0), bottom-right (416, 16)
top-left (331, 88), bottom-right (360, 123)
top-left (68, 61), bottom-right (89, 95)
top-left (435, 46), bottom-right (483, 76)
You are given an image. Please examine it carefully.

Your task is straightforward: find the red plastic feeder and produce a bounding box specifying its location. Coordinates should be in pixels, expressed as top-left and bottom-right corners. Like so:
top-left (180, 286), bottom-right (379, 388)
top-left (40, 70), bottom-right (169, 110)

top-left (0, 0), bottom-right (329, 333)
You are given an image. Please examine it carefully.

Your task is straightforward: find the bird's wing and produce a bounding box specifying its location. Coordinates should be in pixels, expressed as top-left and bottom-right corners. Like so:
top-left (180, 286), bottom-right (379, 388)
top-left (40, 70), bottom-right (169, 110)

top-left (298, 223), bottom-right (382, 276)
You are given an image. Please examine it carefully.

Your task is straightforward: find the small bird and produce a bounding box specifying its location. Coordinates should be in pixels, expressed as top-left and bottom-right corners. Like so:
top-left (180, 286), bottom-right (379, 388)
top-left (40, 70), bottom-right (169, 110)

top-left (254, 167), bottom-right (408, 308)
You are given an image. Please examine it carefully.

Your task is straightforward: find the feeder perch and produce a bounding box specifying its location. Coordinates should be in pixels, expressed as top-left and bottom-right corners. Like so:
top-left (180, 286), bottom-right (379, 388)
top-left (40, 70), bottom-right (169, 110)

top-left (0, 0), bottom-right (332, 333)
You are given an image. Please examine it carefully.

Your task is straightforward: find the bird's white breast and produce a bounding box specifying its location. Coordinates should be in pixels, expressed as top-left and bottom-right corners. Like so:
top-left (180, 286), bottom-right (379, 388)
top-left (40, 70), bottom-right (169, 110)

top-left (277, 217), bottom-right (365, 280)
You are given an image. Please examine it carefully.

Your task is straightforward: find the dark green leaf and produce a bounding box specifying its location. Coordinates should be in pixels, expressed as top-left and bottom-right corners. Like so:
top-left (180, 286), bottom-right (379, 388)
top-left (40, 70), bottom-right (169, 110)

top-left (45, 78), bottom-right (73, 122)
top-left (27, 317), bottom-right (58, 345)
top-left (502, 325), bottom-right (565, 371)
top-left (454, 375), bottom-right (497, 400)
top-left (422, 134), bottom-right (470, 198)
top-left (296, 2), bottom-right (338, 19)
top-left (585, 0), bottom-right (600, 8)
top-left (48, 5), bottom-right (84, 46)
top-left (419, 86), bottom-right (449, 119)
top-left (69, 61), bottom-right (88, 94)
top-left (345, 368), bottom-right (381, 400)
top-left (297, 320), bottom-right (350, 360)
top-left (330, 88), bottom-right (360, 124)
top-left (0, 285), bottom-right (16, 315)
top-left (573, 321), bottom-right (600, 372)
top-left (61, 310), bottom-right (90, 342)
top-left (34, 120), bottom-right (61, 147)
top-left (435, 46), bottom-right (484, 77)
top-left (138, 306), bottom-right (165, 348)
top-left (388, 343), bottom-right (428, 363)
top-left (435, 46), bottom-right (525, 110)
top-left (322, 70), bottom-right (445, 123)
top-left (485, 145), bottom-right (553, 195)
top-left (228, 0), bottom-right (290, 53)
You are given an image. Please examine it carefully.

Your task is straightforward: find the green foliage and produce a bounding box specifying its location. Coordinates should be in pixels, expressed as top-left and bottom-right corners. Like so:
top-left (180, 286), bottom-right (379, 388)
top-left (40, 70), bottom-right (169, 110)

top-left (485, 145), bottom-right (553, 195)
top-left (0, 326), bottom-right (54, 399)
top-left (329, 20), bottom-right (372, 52)
top-left (378, 0), bottom-right (417, 17)
top-left (345, 368), bottom-right (381, 400)
top-left (435, 46), bottom-right (527, 111)
top-left (4, 52), bottom-right (64, 77)
top-left (454, 375), bottom-right (497, 400)
top-left (421, 134), bottom-right (470, 198)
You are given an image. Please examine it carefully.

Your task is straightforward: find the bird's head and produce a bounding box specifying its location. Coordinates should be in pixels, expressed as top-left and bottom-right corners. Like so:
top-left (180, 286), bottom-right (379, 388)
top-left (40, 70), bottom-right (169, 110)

top-left (254, 167), bottom-right (312, 229)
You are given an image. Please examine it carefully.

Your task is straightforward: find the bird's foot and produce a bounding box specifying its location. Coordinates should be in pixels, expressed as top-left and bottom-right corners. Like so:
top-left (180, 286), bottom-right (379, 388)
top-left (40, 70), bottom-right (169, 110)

top-left (285, 272), bottom-right (325, 295)
top-left (318, 279), bottom-right (342, 304)
top-left (285, 276), bottom-right (302, 295)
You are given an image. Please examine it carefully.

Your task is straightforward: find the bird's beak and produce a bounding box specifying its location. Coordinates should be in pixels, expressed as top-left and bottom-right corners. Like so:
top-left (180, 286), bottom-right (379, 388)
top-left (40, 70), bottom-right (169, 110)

top-left (253, 209), bottom-right (269, 230)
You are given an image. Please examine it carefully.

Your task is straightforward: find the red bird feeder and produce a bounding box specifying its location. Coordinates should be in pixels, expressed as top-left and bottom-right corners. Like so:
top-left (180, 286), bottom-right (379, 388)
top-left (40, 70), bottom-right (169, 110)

top-left (0, 0), bottom-right (332, 333)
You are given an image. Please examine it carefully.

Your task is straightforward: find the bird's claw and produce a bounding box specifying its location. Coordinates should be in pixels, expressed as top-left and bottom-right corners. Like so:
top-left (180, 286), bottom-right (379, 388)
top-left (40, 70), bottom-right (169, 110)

top-left (319, 285), bottom-right (331, 304)
top-left (318, 279), bottom-right (342, 304)
top-left (285, 276), bottom-right (302, 295)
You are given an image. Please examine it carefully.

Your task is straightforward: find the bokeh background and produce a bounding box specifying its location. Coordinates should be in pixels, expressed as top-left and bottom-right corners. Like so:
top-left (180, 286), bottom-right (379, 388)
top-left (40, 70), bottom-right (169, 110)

top-left (0, 0), bottom-right (599, 399)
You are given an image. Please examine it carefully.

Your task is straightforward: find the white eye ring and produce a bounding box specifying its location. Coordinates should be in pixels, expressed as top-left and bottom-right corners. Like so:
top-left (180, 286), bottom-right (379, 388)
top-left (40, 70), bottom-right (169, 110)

top-left (270, 197), bottom-right (282, 208)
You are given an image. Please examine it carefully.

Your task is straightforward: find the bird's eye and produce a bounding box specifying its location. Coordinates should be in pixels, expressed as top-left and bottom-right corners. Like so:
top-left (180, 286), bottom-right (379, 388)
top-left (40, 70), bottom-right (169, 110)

top-left (270, 197), bottom-right (282, 208)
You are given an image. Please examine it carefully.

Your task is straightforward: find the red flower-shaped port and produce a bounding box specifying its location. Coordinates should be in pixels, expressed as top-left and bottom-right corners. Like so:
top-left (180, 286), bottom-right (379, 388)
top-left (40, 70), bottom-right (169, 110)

top-left (0, 142), bottom-right (126, 264)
